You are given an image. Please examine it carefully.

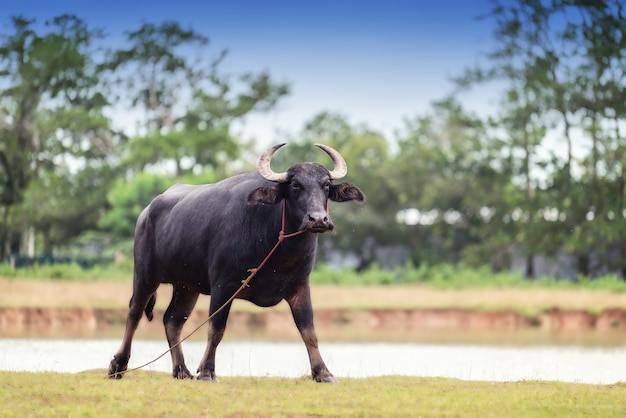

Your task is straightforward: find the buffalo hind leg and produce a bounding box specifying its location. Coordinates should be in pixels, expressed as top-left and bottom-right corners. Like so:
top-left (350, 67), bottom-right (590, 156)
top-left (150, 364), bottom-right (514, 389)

top-left (108, 282), bottom-right (158, 379)
top-left (164, 285), bottom-right (200, 379)
top-left (196, 294), bottom-right (232, 381)
top-left (286, 284), bottom-right (336, 383)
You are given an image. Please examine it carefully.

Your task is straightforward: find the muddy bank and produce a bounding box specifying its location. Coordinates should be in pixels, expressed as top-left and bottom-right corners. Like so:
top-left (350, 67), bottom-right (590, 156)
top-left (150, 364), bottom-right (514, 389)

top-left (1, 306), bottom-right (626, 340)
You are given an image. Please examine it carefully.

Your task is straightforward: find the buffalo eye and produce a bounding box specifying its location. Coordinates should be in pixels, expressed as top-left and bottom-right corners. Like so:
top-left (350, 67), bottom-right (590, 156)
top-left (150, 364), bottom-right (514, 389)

top-left (291, 181), bottom-right (302, 192)
top-left (324, 181), bottom-right (331, 192)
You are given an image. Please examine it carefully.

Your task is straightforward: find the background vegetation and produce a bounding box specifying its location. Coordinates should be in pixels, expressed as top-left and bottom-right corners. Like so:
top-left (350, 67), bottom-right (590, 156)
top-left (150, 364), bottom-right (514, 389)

top-left (2, 1), bottom-right (626, 281)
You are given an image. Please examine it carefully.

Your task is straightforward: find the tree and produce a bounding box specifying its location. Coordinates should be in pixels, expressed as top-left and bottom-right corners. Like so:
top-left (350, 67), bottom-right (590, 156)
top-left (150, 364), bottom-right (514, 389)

top-left (455, 0), bottom-right (626, 278)
top-left (568, 0), bottom-right (626, 277)
top-left (99, 173), bottom-right (172, 237)
top-left (0, 15), bottom-right (117, 258)
top-left (105, 21), bottom-right (289, 178)
top-left (391, 98), bottom-right (508, 268)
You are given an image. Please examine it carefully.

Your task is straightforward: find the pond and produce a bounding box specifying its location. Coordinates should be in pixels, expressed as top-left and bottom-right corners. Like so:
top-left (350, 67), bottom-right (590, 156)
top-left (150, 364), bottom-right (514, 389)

top-left (1, 338), bottom-right (625, 384)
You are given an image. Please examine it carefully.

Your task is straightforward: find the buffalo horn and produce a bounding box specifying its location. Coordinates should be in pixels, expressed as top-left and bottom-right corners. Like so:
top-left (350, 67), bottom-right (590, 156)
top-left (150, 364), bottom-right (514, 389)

top-left (258, 143), bottom-right (289, 183)
top-left (258, 143), bottom-right (348, 182)
top-left (316, 143), bottom-right (348, 179)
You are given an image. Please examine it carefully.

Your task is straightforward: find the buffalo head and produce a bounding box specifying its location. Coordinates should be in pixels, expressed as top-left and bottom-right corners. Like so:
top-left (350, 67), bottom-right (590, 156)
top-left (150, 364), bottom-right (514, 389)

top-left (247, 143), bottom-right (365, 233)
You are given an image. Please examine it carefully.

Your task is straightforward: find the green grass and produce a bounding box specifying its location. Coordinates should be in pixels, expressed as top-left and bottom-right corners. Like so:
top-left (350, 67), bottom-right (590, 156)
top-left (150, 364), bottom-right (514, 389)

top-left (0, 370), bottom-right (624, 417)
top-left (3, 260), bottom-right (626, 292)
top-left (310, 263), bottom-right (626, 291)
top-left (0, 260), bottom-right (134, 282)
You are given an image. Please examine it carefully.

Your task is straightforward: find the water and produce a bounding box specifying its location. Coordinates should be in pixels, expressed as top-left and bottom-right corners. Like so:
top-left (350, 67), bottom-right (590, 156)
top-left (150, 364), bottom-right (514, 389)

top-left (1, 339), bottom-right (625, 384)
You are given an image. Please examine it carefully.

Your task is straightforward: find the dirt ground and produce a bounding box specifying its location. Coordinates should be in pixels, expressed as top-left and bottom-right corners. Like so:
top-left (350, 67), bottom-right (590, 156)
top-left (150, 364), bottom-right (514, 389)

top-left (2, 278), bottom-right (626, 313)
top-left (2, 279), bottom-right (626, 342)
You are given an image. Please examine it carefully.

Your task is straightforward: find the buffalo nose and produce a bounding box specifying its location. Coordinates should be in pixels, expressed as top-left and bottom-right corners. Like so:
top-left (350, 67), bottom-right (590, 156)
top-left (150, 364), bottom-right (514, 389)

top-left (306, 212), bottom-right (334, 232)
top-left (308, 212), bottom-right (329, 224)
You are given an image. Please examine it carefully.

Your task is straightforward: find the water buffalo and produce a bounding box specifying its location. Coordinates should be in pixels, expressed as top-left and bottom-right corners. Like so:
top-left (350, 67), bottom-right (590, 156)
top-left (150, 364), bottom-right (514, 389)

top-left (108, 143), bottom-right (365, 382)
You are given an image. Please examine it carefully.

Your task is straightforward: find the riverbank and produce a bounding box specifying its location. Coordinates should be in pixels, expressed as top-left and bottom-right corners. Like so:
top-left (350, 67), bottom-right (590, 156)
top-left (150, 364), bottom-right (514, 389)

top-left (1, 279), bottom-right (626, 341)
top-left (2, 304), bottom-right (626, 343)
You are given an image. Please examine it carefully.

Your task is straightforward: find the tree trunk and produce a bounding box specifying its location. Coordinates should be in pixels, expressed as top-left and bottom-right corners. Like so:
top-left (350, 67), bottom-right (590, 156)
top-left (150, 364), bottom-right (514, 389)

top-left (356, 236), bottom-right (376, 273)
top-left (621, 244), bottom-right (626, 281)
top-left (20, 226), bottom-right (35, 257)
top-left (618, 172), bottom-right (626, 281)
top-left (525, 253), bottom-right (535, 279)
top-left (42, 227), bottom-right (53, 256)
top-left (577, 254), bottom-right (589, 278)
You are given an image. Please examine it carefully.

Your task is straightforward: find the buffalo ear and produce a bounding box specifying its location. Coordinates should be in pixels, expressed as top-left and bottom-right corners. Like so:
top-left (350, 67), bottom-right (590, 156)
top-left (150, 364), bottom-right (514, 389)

top-left (247, 186), bottom-right (283, 205)
top-left (329, 183), bottom-right (366, 203)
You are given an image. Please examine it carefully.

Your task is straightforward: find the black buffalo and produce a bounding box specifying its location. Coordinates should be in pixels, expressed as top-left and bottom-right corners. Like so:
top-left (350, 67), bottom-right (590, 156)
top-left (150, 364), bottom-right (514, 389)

top-left (108, 143), bottom-right (365, 382)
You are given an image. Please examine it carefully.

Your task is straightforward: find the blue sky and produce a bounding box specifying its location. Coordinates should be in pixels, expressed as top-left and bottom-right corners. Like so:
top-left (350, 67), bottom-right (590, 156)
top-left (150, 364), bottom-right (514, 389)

top-left (2, 1), bottom-right (498, 147)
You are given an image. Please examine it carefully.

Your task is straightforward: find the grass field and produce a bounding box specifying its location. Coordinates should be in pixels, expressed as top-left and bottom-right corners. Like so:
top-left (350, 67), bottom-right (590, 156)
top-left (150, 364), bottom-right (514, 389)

top-left (1, 370), bottom-right (625, 417)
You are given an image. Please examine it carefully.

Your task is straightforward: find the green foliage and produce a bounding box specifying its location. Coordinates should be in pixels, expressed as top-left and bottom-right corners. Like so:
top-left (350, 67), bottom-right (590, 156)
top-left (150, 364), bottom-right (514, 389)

top-left (309, 263), bottom-right (626, 291)
top-left (456, 0), bottom-right (626, 278)
top-left (0, 15), bottom-right (117, 258)
top-left (3, 3), bottom-right (626, 282)
top-left (106, 21), bottom-right (289, 178)
top-left (0, 260), bottom-right (133, 281)
top-left (0, 15), bottom-right (288, 259)
top-left (99, 171), bottom-right (225, 240)
top-left (388, 97), bottom-right (508, 268)
top-left (1, 370), bottom-right (625, 418)
top-left (4, 259), bottom-right (626, 291)
top-left (99, 173), bottom-right (171, 237)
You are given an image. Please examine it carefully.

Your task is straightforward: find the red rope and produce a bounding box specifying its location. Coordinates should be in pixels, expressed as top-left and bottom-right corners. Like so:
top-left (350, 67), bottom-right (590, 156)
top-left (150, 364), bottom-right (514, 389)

top-left (247, 199), bottom-right (310, 276)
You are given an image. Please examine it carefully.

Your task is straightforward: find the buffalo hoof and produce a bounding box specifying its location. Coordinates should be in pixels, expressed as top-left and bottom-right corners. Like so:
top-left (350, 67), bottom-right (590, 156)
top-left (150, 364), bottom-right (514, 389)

top-left (108, 356), bottom-right (128, 380)
top-left (313, 372), bottom-right (337, 383)
top-left (197, 375), bottom-right (219, 382)
top-left (197, 370), bottom-right (219, 382)
top-left (172, 364), bottom-right (194, 380)
top-left (315, 375), bottom-right (337, 383)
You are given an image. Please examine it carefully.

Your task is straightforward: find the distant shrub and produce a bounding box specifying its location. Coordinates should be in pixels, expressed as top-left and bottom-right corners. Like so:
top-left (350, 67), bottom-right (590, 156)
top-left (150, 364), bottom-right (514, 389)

top-left (2, 259), bottom-right (626, 291)
top-left (312, 262), bottom-right (626, 290)
top-left (0, 260), bottom-right (132, 282)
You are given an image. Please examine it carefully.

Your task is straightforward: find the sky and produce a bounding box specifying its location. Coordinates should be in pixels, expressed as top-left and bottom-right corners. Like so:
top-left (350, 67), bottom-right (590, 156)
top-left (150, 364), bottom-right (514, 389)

top-left (2, 0), bottom-right (499, 148)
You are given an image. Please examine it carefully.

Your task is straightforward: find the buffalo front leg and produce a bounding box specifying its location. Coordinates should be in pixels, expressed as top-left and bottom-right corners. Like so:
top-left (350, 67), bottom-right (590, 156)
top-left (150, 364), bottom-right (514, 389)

top-left (196, 295), bottom-right (232, 381)
top-left (286, 285), bottom-right (336, 383)
top-left (108, 283), bottom-right (158, 379)
top-left (164, 285), bottom-right (200, 379)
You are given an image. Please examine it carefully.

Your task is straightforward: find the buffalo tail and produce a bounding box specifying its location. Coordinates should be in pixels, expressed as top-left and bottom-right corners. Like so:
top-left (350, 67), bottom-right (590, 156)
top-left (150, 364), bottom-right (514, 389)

top-left (144, 293), bottom-right (156, 321)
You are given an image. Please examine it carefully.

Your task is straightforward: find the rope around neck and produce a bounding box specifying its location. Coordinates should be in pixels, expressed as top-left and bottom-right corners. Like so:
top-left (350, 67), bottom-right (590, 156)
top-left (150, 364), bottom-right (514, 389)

top-left (110, 199), bottom-right (311, 378)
